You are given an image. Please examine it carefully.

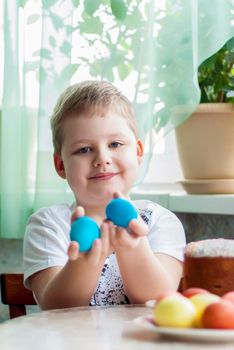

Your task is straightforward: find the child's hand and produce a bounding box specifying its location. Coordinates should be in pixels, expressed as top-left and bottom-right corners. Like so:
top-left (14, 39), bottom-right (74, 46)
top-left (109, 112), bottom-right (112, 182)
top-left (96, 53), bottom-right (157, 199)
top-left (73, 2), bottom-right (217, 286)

top-left (68, 206), bottom-right (84, 260)
top-left (107, 216), bottom-right (148, 250)
top-left (68, 206), bottom-right (112, 264)
top-left (108, 191), bottom-right (148, 250)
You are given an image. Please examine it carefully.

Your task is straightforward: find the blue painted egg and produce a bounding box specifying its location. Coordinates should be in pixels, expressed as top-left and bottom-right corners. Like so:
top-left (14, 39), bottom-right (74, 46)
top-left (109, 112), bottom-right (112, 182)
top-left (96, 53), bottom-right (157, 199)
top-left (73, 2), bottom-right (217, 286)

top-left (70, 216), bottom-right (100, 252)
top-left (105, 198), bottom-right (138, 227)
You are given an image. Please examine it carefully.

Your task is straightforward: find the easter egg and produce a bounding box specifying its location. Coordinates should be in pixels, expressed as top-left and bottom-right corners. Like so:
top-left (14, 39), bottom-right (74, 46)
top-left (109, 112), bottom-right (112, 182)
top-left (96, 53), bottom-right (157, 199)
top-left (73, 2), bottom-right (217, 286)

top-left (190, 293), bottom-right (220, 327)
top-left (202, 299), bottom-right (234, 329)
top-left (222, 291), bottom-right (234, 305)
top-left (156, 290), bottom-right (184, 303)
top-left (183, 287), bottom-right (210, 298)
top-left (154, 295), bottom-right (196, 328)
top-left (105, 198), bottom-right (138, 227)
top-left (70, 216), bottom-right (100, 252)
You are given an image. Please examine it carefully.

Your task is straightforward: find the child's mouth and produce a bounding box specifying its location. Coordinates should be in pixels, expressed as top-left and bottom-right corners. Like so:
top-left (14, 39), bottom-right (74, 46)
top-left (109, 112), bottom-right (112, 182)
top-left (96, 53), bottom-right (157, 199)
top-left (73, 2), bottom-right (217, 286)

top-left (88, 172), bottom-right (117, 181)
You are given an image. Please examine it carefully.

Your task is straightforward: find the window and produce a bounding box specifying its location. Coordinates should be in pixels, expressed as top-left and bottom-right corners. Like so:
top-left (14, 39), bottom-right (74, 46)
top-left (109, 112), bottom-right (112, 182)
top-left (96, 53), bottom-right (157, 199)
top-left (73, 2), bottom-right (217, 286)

top-left (140, 129), bottom-right (184, 190)
top-left (0, 0), bottom-right (182, 192)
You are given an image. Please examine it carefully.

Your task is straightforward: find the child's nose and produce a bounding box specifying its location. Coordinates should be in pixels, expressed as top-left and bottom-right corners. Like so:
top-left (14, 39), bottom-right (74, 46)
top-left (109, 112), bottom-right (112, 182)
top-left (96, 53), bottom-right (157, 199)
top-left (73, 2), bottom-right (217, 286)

top-left (93, 151), bottom-right (112, 167)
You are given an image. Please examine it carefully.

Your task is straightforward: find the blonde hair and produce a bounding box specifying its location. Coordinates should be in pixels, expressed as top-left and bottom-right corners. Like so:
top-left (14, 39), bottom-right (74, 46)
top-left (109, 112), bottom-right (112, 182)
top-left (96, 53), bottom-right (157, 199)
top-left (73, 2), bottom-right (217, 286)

top-left (50, 80), bottom-right (138, 155)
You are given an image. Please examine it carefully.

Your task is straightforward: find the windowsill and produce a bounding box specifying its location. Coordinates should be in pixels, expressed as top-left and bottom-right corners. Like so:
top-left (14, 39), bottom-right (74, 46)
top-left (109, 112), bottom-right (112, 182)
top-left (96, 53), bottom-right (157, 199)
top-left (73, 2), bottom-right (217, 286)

top-left (130, 185), bottom-right (234, 215)
top-left (32, 186), bottom-right (234, 215)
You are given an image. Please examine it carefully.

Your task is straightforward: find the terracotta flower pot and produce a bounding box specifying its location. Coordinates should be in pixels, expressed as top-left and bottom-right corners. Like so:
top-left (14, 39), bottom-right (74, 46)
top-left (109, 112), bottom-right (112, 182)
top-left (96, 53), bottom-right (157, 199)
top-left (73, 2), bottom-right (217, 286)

top-left (176, 103), bottom-right (234, 179)
top-left (175, 103), bottom-right (234, 193)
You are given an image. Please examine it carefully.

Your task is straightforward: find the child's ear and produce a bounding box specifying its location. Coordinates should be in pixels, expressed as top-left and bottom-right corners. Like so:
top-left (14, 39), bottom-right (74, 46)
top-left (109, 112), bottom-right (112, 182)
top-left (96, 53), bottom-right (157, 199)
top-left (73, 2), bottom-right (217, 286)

top-left (54, 153), bottom-right (66, 179)
top-left (136, 139), bottom-right (144, 164)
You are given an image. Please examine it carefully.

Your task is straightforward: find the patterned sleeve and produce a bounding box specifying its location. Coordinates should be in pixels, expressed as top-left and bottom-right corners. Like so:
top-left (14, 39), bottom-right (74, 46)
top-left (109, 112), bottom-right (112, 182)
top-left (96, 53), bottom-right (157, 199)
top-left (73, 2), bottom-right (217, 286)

top-left (135, 200), bottom-right (186, 261)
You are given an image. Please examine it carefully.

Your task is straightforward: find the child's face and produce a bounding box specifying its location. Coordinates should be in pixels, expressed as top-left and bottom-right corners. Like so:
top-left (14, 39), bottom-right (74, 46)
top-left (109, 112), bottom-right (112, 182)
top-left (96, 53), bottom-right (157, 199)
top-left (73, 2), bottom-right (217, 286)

top-left (54, 110), bottom-right (144, 208)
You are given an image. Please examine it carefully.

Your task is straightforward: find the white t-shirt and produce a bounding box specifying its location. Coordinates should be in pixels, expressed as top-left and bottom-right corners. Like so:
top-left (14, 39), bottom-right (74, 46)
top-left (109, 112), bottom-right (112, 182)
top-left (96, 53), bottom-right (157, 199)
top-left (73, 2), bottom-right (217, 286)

top-left (23, 200), bottom-right (186, 306)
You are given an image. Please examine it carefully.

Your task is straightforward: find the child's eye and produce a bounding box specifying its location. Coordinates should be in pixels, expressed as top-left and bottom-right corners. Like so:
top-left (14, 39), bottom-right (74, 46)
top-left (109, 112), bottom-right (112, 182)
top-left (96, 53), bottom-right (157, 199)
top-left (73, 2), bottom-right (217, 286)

top-left (77, 146), bottom-right (92, 154)
top-left (110, 142), bottom-right (123, 148)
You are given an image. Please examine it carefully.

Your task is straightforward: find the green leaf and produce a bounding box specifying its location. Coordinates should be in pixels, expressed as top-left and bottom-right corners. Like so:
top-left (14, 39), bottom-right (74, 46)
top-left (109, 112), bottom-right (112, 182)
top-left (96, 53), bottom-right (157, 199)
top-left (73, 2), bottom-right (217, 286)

top-left (109, 53), bottom-right (124, 66)
top-left (198, 55), bottom-right (215, 71)
top-left (40, 48), bottom-right (53, 60)
top-left (19, 0), bottom-right (29, 8)
top-left (49, 36), bottom-right (56, 48)
top-left (110, 0), bottom-right (127, 21)
top-left (198, 38), bottom-right (234, 102)
top-left (226, 52), bottom-right (234, 63)
top-left (123, 9), bottom-right (143, 28)
top-left (225, 37), bottom-right (234, 51)
top-left (50, 13), bottom-right (64, 30)
top-left (84, 0), bottom-right (101, 16)
top-left (42, 0), bottom-right (57, 9)
top-left (65, 25), bottom-right (74, 35)
top-left (79, 17), bottom-right (103, 35)
top-left (119, 37), bottom-right (130, 50)
top-left (60, 41), bottom-right (72, 55)
top-left (33, 49), bottom-right (53, 60)
top-left (90, 61), bottom-right (102, 77)
top-left (60, 64), bottom-right (78, 81)
top-left (200, 88), bottom-right (209, 103)
top-left (223, 85), bottom-right (234, 92)
top-left (104, 66), bottom-right (114, 81)
top-left (72, 0), bottom-right (80, 7)
top-left (117, 63), bottom-right (131, 81)
top-left (26, 14), bottom-right (40, 24)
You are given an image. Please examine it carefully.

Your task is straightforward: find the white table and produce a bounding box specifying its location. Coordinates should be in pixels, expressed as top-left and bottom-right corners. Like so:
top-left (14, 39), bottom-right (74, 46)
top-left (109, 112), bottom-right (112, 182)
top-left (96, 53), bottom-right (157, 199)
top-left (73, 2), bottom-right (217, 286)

top-left (0, 305), bottom-right (234, 349)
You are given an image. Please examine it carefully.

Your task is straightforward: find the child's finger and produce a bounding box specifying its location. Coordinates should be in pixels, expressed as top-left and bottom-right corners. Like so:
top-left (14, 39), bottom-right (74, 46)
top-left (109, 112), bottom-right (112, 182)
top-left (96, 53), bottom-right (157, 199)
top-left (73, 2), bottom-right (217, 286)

top-left (100, 221), bottom-right (111, 255)
top-left (128, 217), bottom-right (148, 236)
top-left (89, 239), bottom-right (102, 265)
top-left (108, 221), bottom-right (117, 247)
top-left (113, 191), bottom-right (124, 199)
top-left (67, 241), bottom-right (80, 260)
top-left (116, 227), bottom-right (140, 248)
top-left (71, 206), bottom-right (85, 224)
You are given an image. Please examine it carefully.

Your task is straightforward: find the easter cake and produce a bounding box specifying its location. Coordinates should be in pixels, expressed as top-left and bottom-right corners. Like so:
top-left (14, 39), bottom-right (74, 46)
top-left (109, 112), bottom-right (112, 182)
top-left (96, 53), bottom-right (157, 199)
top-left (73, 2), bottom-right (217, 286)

top-left (183, 238), bottom-right (234, 296)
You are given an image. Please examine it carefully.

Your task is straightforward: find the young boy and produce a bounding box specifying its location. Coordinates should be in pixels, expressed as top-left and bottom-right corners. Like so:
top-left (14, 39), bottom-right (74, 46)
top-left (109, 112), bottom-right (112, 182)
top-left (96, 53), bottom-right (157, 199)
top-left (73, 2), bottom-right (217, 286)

top-left (23, 80), bottom-right (186, 309)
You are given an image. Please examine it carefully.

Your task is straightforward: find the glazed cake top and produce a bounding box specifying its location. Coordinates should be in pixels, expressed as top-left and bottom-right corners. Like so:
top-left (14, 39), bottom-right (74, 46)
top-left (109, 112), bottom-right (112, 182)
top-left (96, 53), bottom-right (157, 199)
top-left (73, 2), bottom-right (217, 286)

top-left (185, 238), bottom-right (234, 257)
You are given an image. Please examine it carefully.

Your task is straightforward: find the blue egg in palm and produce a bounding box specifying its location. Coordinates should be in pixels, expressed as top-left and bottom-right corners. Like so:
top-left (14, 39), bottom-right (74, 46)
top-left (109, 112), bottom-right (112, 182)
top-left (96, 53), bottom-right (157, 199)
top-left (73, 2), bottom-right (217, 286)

top-left (105, 198), bottom-right (138, 227)
top-left (70, 216), bottom-right (100, 252)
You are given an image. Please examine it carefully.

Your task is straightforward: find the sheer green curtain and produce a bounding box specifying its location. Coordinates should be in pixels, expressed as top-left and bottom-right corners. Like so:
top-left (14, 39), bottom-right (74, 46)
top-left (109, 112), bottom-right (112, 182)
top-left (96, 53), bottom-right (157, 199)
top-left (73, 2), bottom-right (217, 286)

top-left (1, 0), bottom-right (234, 238)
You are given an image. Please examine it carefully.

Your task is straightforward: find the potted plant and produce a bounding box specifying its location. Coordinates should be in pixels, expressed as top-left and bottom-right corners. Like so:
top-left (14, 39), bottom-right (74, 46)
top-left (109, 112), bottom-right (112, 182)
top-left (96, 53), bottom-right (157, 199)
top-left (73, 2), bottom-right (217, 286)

top-left (175, 37), bottom-right (234, 194)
